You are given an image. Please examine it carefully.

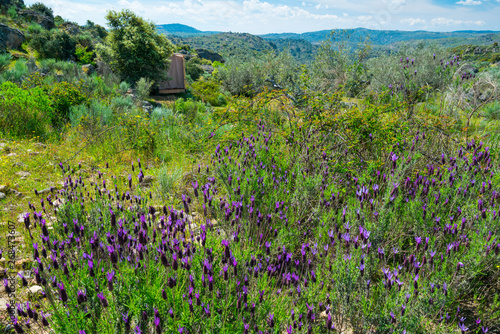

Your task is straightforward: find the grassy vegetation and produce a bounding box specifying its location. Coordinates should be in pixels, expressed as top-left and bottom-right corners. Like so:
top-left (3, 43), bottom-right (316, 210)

top-left (1, 4), bottom-right (500, 334)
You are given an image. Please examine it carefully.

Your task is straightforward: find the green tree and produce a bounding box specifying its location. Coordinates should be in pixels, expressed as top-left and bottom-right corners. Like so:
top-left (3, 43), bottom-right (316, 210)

top-left (29, 2), bottom-right (54, 20)
top-left (29, 29), bottom-right (76, 60)
top-left (96, 9), bottom-right (175, 84)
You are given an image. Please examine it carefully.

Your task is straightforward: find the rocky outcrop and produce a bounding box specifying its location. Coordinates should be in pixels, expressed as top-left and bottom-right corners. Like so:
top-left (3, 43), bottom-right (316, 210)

top-left (195, 49), bottom-right (225, 63)
top-left (60, 21), bottom-right (81, 35)
top-left (0, 0), bottom-right (24, 9)
top-left (0, 23), bottom-right (25, 51)
top-left (18, 9), bottom-right (54, 30)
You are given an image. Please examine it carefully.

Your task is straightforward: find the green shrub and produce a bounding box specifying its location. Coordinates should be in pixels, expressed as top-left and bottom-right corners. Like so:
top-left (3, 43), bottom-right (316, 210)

top-left (117, 81), bottom-right (130, 95)
top-left (27, 22), bottom-right (43, 35)
top-left (49, 81), bottom-right (88, 127)
top-left (191, 78), bottom-right (227, 106)
top-left (29, 2), bottom-right (54, 20)
top-left (69, 98), bottom-right (113, 139)
top-left (0, 81), bottom-right (53, 139)
top-left (0, 53), bottom-right (12, 74)
top-left (174, 98), bottom-right (207, 123)
top-left (75, 45), bottom-right (95, 65)
top-left (7, 5), bottom-right (18, 19)
top-left (491, 53), bottom-right (500, 63)
top-left (135, 77), bottom-right (154, 101)
top-left (111, 95), bottom-right (134, 112)
top-left (185, 61), bottom-right (204, 81)
top-left (1, 58), bottom-right (28, 82)
top-left (29, 29), bottom-right (77, 60)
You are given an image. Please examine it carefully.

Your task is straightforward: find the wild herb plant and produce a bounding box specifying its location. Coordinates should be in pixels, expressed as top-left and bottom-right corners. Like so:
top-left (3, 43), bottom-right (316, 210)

top-left (8, 120), bottom-right (499, 333)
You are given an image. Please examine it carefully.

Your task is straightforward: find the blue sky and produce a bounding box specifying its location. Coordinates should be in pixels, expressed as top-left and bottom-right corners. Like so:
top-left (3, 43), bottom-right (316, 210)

top-left (24, 0), bottom-right (500, 34)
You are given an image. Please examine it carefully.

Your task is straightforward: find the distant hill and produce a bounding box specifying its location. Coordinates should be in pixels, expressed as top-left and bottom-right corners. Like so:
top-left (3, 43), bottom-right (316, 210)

top-left (168, 32), bottom-right (277, 59)
top-left (260, 28), bottom-right (500, 46)
top-left (158, 24), bottom-right (500, 62)
top-left (156, 23), bottom-right (220, 37)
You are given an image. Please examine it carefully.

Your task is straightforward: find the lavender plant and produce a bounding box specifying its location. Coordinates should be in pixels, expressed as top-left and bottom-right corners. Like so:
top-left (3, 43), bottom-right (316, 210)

top-left (9, 122), bottom-right (500, 333)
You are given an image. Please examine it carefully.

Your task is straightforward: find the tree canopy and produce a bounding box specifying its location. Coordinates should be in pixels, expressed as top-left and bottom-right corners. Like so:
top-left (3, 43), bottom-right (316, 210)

top-left (97, 9), bottom-right (175, 85)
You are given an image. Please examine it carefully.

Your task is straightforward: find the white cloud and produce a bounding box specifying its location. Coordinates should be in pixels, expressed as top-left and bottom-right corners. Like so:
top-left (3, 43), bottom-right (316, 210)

top-left (400, 18), bottom-right (426, 26)
top-left (456, 0), bottom-right (482, 5)
top-left (431, 17), bottom-right (485, 26)
top-left (23, 0), bottom-right (499, 34)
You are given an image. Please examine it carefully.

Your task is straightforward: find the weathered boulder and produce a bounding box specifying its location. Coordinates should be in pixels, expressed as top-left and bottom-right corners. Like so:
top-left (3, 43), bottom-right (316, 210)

top-left (82, 64), bottom-right (95, 75)
top-left (196, 49), bottom-right (225, 63)
top-left (18, 9), bottom-right (54, 30)
top-left (60, 21), bottom-right (81, 35)
top-left (0, 23), bottom-right (25, 51)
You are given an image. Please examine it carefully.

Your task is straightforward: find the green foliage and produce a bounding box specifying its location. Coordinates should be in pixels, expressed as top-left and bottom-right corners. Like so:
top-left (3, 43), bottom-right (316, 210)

top-left (311, 29), bottom-right (371, 97)
top-left (75, 45), bottom-right (95, 65)
top-left (174, 97), bottom-right (208, 123)
top-left (27, 22), bottom-right (43, 35)
top-left (83, 20), bottom-right (108, 39)
top-left (29, 2), bottom-right (54, 20)
top-left (0, 53), bottom-right (12, 74)
top-left (191, 78), bottom-right (227, 106)
top-left (117, 81), bottom-right (130, 95)
top-left (135, 77), bottom-right (155, 101)
top-left (97, 9), bottom-right (175, 84)
top-left (0, 81), bottom-right (53, 139)
top-left (54, 15), bottom-right (64, 27)
top-left (0, 58), bottom-right (28, 82)
top-left (69, 98), bottom-right (114, 139)
top-left (215, 51), bottom-right (301, 98)
top-left (185, 61), bottom-right (204, 81)
top-left (7, 5), bottom-right (18, 19)
top-left (29, 29), bottom-right (77, 60)
top-left (491, 53), bottom-right (500, 63)
top-left (49, 81), bottom-right (88, 127)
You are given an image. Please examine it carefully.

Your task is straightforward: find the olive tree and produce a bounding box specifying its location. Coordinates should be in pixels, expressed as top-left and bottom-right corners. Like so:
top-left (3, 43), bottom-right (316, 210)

top-left (96, 9), bottom-right (175, 84)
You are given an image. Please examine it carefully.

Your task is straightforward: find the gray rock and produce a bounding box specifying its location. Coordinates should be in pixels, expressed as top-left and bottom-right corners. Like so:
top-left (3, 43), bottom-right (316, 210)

top-left (140, 175), bottom-right (155, 186)
top-left (196, 49), bottom-right (225, 63)
top-left (82, 64), bottom-right (95, 75)
top-left (29, 285), bottom-right (43, 294)
top-left (18, 10), bottom-right (54, 30)
top-left (15, 171), bottom-right (31, 178)
top-left (142, 101), bottom-right (154, 115)
top-left (0, 23), bottom-right (25, 51)
top-left (0, 297), bottom-right (9, 311)
top-left (0, 192), bottom-right (5, 199)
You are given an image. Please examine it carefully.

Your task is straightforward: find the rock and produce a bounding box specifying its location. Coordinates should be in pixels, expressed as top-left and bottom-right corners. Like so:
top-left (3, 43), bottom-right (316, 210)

top-left (142, 100), bottom-right (154, 115)
top-left (18, 10), bottom-right (54, 30)
top-left (82, 64), bottom-right (95, 75)
top-left (461, 64), bottom-right (479, 74)
top-left (201, 64), bottom-right (215, 74)
top-left (38, 187), bottom-right (52, 194)
top-left (29, 285), bottom-right (43, 294)
top-left (7, 153), bottom-right (17, 157)
top-left (17, 212), bottom-right (28, 223)
top-left (15, 258), bottom-right (31, 270)
top-left (0, 23), bottom-right (25, 51)
top-left (60, 21), bottom-right (81, 35)
top-left (196, 49), bottom-right (225, 63)
top-left (0, 0), bottom-right (24, 9)
top-left (0, 297), bottom-right (9, 311)
top-left (12, 161), bottom-right (24, 168)
top-left (140, 175), bottom-right (155, 186)
top-left (96, 60), bottom-right (113, 76)
top-left (29, 151), bottom-right (41, 156)
top-left (0, 192), bottom-right (5, 199)
top-left (34, 143), bottom-right (46, 148)
top-left (15, 171), bottom-right (31, 178)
